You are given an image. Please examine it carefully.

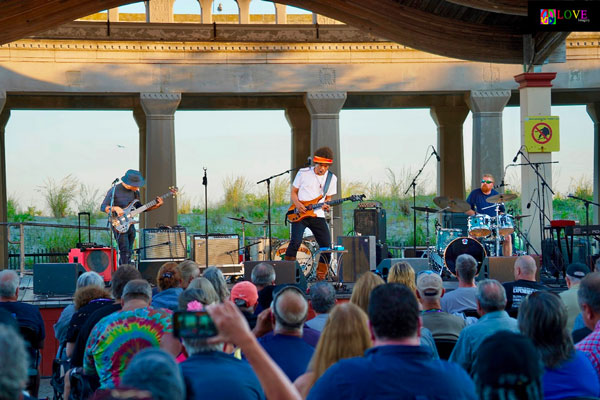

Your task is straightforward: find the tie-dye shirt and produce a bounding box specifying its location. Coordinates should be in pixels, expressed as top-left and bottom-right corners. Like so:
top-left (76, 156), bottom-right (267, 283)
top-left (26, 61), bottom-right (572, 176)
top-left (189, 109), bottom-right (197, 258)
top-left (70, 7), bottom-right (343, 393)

top-left (83, 306), bottom-right (173, 389)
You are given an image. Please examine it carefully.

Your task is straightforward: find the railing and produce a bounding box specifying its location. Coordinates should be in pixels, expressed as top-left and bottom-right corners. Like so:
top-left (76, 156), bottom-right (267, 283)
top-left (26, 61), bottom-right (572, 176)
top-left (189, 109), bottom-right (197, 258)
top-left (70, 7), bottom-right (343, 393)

top-left (8, 250), bottom-right (69, 269)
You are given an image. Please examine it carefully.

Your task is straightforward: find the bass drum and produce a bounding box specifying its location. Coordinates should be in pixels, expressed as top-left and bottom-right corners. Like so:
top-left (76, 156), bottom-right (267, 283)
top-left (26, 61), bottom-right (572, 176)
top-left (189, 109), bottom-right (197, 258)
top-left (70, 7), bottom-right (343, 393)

top-left (443, 237), bottom-right (486, 276)
top-left (274, 240), bottom-right (318, 278)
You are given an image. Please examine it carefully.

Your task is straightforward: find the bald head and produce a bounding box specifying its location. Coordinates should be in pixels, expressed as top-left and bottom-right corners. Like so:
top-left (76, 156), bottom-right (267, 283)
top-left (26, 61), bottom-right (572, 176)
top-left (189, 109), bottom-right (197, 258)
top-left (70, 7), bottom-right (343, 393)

top-left (514, 255), bottom-right (537, 280)
top-left (273, 287), bottom-right (308, 332)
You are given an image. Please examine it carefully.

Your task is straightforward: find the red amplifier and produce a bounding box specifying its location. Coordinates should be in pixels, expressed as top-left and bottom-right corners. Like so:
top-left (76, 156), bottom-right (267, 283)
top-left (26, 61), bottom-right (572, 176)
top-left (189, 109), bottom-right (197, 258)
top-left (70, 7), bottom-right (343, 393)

top-left (68, 247), bottom-right (117, 282)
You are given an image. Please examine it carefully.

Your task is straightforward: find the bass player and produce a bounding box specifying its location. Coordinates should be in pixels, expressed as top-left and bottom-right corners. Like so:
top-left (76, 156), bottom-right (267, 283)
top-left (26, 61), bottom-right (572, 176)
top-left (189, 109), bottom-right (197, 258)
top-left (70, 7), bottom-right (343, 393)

top-left (100, 169), bottom-right (163, 265)
top-left (285, 147), bottom-right (337, 280)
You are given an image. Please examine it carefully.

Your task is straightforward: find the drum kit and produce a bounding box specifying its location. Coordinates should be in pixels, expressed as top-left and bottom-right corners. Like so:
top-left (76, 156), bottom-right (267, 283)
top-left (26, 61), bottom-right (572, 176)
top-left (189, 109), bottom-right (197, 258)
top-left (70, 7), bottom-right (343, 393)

top-left (413, 193), bottom-right (528, 277)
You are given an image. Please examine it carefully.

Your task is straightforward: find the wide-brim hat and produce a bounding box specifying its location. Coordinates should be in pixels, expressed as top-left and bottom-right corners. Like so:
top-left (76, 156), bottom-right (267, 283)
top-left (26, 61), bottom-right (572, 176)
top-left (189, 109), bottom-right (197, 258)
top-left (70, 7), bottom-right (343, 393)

top-left (121, 169), bottom-right (145, 187)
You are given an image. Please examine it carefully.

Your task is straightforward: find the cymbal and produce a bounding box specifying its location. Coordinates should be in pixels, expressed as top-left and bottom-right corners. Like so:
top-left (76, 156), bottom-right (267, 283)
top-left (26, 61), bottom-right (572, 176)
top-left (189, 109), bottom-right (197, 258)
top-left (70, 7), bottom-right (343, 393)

top-left (228, 216), bottom-right (254, 224)
top-left (411, 206), bottom-right (439, 214)
top-left (487, 193), bottom-right (518, 203)
top-left (513, 214), bottom-right (531, 220)
top-left (433, 196), bottom-right (471, 213)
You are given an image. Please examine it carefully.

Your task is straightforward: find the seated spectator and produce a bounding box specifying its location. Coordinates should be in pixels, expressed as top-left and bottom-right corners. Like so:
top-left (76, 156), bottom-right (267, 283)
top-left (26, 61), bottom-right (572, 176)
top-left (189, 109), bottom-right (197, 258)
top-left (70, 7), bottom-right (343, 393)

top-left (387, 261), bottom-right (416, 293)
top-left (257, 286), bottom-right (315, 381)
top-left (560, 262), bottom-right (591, 332)
top-left (179, 294), bottom-right (264, 400)
top-left (472, 331), bottom-right (543, 400)
top-left (121, 348), bottom-right (185, 400)
top-left (306, 282), bottom-right (335, 332)
top-left (54, 271), bottom-right (105, 346)
top-left (294, 303), bottom-right (371, 398)
top-left (251, 263), bottom-right (276, 314)
top-left (449, 279), bottom-right (519, 374)
top-left (307, 284), bottom-right (476, 399)
top-left (203, 266), bottom-right (230, 303)
top-left (575, 271), bottom-right (600, 381)
top-left (186, 277), bottom-right (219, 304)
top-left (503, 255), bottom-right (548, 315)
top-left (84, 279), bottom-right (180, 389)
top-left (177, 260), bottom-right (200, 289)
top-left (350, 272), bottom-right (384, 314)
top-left (441, 254), bottom-right (479, 314)
top-left (151, 262), bottom-right (184, 312)
top-left (518, 291), bottom-right (600, 399)
top-left (416, 272), bottom-right (465, 340)
top-left (231, 281), bottom-right (259, 329)
top-left (0, 324), bottom-right (29, 400)
top-left (0, 269), bottom-right (45, 397)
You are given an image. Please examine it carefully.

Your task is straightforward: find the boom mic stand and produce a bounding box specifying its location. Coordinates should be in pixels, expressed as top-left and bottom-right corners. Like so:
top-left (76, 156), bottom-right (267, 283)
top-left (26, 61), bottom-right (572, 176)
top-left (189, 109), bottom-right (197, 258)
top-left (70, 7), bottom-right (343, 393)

top-left (203, 168), bottom-right (208, 267)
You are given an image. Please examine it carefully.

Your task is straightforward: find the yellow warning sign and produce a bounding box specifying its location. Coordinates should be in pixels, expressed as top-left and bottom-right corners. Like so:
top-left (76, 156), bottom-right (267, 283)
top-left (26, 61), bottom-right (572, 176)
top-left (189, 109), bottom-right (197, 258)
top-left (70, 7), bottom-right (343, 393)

top-left (524, 116), bottom-right (560, 152)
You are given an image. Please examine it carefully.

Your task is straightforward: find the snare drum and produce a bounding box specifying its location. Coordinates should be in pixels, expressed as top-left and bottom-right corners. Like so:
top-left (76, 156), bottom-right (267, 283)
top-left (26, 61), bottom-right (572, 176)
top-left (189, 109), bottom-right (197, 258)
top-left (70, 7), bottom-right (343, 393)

top-left (436, 228), bottom-right (463, 253)
top-left (274, 240), bottom-right (318, 278)
top-left (495, 214), bottom-right (515, 236)
top-left (443, 237), bottom-right (486, 276)
top-left (468, 214), bottom-right (492, 237)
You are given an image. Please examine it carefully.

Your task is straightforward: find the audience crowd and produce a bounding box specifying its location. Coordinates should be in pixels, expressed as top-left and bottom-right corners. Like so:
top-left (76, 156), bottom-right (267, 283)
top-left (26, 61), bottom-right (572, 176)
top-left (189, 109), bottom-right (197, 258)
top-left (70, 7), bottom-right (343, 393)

top-left (2, 254), bottom-right (600, 400)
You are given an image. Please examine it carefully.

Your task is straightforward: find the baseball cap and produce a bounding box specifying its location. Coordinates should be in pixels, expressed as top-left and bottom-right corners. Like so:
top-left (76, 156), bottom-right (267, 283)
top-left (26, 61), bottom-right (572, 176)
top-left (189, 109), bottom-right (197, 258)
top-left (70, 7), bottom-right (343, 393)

top-left (566, 263), bottom-right (590, 279)
top-left (416, 272), bottom-right (443, 297)
top-left (230, 281), bottom-right (258, 308)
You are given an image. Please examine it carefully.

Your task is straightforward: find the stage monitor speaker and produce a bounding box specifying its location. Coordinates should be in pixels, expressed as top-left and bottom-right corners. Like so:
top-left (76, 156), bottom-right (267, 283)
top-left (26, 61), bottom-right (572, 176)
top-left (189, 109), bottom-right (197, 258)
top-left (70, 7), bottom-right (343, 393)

top-left (354, 208), bottom-right (386, 243)
top-left (139, 259), bottom-right (185, 285)
top-left (141, 228), bottom-right (187, 260)
top-left (376, 257), bottom-right (431, 280)
top-left (485, 255), bottom-right (541, 283)
top-left (68, 247), bottom-right (117, 282)
top-left (337, 236), bottom-right (376, 282)
top-left (33, 263), bottom-right (84, 296)
top-left (192, 234), bottom-right (239, 267)
top-left (244, 260), bottom-right (307, 292)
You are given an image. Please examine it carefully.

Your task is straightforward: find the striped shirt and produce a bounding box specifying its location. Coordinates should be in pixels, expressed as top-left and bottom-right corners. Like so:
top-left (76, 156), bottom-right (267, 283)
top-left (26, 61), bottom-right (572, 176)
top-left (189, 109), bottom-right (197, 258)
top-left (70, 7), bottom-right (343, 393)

top-left (576, 320), bottom-right (600, 383)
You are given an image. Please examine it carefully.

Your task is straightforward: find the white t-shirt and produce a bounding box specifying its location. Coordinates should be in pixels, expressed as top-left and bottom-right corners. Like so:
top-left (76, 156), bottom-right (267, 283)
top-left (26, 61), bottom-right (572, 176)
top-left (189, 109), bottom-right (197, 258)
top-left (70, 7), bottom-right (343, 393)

top-left (292, 167), bottom-right (337, 218)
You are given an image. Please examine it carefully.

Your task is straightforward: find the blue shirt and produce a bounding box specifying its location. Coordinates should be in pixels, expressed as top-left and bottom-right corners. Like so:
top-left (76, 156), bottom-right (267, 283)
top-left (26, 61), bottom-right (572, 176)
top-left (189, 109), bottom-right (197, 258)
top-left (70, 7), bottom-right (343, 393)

top-left (466, 188), bottom-right (505, 217)
top-left (257, 334), bottom-right (314, 381)
top-left (449, 310), bottom-right (519, 374)
top-left (100, 183), bottom-right (140, 212)
top-left (0, 301), bottom-right (45, 344)
top-left (307, 345), bottom-right (477, 400)
top-left (543, 350), bottom-right (600, 400)
top-left (306, 313), bottom-right (329, 332)
top-left (181, 351), bottom-right (265, 400)
top-left (151, 287), bottom-right (184, 312)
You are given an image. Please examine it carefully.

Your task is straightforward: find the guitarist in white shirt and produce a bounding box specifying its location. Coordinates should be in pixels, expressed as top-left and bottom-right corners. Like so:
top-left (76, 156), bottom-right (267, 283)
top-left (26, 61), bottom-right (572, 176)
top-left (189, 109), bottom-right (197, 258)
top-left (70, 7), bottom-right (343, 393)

top-left (285, 147), bottom-right (337, 280)
top-left (100, 169), bottom-right (163, 265)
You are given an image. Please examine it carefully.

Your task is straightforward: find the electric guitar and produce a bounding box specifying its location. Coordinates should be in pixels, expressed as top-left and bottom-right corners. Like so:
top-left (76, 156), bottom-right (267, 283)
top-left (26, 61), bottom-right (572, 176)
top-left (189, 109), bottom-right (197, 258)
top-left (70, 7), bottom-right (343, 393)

top-left (111, 186), bottom-right (178, 233)
top-left (286, 194), bottom-right (365, 223)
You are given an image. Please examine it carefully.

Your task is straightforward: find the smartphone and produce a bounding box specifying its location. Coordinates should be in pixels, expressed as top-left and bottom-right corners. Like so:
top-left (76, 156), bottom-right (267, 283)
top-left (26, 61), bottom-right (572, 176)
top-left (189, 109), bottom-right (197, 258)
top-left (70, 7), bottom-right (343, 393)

top-left (173, 311), bottom-right (218, 339)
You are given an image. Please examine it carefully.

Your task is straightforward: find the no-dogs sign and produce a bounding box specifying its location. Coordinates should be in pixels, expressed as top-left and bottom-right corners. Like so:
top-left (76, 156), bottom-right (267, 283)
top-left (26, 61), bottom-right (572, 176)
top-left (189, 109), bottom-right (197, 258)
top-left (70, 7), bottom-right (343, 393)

top-left (524, 116), bottom-right (560, 152)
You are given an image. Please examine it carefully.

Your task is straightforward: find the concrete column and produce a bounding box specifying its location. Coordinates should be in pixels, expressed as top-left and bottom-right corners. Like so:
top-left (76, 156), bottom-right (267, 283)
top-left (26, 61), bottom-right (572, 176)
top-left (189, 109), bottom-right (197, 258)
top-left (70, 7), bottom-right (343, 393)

top-left (304, 92), bottom-right (347, 240)
top-left (0, 92), bottom-right (8, 269)
top-left (514, 72), bottom-right (557, 254)
top-left (285, 106), bottom-right (311, 179)
top-left (587, 103), bottom-right (600, 225)
top-left (430, 103), bottom-right (469, 199)
top-left (274, 4), bottom-right (286, 24)
top-left (467, 90), bottom-right (511, 192)
top-left (147, 0), bottom-right (175, 23)
top-left (237, 0), bottom-right (251, 24)
top-left (198, 0), bottom-right (213, 24)
top-left (139, 93), bottom-right (181, 229)
top-left (107, 7), bottom-right (119, 22)
top-left (133, 107), bottom-right (147, 229)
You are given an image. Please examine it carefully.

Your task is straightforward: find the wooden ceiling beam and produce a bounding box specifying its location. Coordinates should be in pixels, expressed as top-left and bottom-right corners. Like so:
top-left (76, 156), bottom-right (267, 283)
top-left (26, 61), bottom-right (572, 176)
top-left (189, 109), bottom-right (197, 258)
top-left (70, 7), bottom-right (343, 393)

top-left (444, 0), bottom-right (527, 16)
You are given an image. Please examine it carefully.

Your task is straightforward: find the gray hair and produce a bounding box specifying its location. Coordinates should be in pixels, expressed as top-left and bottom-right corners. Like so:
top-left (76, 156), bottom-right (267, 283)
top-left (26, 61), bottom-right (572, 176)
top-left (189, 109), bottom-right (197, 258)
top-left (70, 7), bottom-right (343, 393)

top-left (0, 324), bottom-right (28, 400)
top-left (0, 270), bottom-right (19, 298)
top-left (178, 288), bottom-right (217, 310)
top-left (273, 286), bottom-right (308, 331)
top-left (251, 262), bottom-right (276, 287)
top-left (187, 277), bottom-right (220, 304)
top-left (456, 254), bottom-right (478, 283)
top-left (76, 271), bottom-right (104, 289)
top-left (122, 279), bottom-right (152, 302)
top-left (177, 260), bottom-right (200, 284)
top-left (477, 279), bottom-right (507, 312)
top-left (310, 282), bottom-right (336, 314)
top-left (578, 272), bottom-right (600, 314)
top-left (121, 348), bottom-right (185, 400)
top-left (515, 255), bottom-right (537, 276)
top-left (202, 267), bottom-right (229, 303)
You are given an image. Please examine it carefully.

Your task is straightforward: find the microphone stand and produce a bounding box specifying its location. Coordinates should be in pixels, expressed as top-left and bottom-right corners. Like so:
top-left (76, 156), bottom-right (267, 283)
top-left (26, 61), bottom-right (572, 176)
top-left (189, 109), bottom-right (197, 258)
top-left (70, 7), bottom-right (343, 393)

top-left (257, 164), bottom-right (306, 261)
top-left (203, 168), bottom-right (208, 267)
top-left (404, 151), bottom-right (436, 255)
top-left (568, 195), bottom-right (600, 266)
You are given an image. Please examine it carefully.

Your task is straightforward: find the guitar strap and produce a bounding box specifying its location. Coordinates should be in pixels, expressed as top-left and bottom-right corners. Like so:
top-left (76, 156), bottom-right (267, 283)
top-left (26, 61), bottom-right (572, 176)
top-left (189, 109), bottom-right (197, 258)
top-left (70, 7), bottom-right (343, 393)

top-left (322, 171), bottom-right (333, 198)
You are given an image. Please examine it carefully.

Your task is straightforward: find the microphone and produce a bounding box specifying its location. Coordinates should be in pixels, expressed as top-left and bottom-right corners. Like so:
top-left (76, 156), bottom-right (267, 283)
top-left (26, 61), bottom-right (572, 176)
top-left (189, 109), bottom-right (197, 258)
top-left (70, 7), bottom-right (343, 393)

top-left (526, 188), bottom-right (537, 209)
top-left (306, 156), bottom-right (312, 166)
top-left (431, 147), bottom-right (441, 162)
top-left (512, 149), bottom-right (522, 163)
top-left (112, 178), bottom-right (119, 185)
top-left (494, 181), bottom-right (505, 189)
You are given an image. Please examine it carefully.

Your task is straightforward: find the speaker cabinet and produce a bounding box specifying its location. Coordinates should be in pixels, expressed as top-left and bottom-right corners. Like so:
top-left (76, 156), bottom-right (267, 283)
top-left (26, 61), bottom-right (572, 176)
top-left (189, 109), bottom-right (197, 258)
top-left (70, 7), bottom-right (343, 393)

top-left (485, 255), bottom-right (541, 283)
top-left (138, 259), bottom-right (185, 285)
top-left (337, 236), bottom-right (376, 282)
top-left (192, 234), bottom-right (239, 267)
top-left (244, 260), bottom-right (307, 292)
top-left (376, 257), bottom-right (431, 280)
top-left (33, 263), bottom-right (84, 296)
top-left (354, 208), bottom-right (386, 243)
top-left (68, 247), bottom-right (117, 282)
top-left (141, 228), bottom-right (187, 260)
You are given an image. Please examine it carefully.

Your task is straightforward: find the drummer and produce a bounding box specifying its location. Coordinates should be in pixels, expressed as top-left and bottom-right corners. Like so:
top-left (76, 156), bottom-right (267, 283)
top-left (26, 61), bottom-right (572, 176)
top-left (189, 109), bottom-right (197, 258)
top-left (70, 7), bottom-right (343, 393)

top-left (465, 173), bottom-right (512, 256)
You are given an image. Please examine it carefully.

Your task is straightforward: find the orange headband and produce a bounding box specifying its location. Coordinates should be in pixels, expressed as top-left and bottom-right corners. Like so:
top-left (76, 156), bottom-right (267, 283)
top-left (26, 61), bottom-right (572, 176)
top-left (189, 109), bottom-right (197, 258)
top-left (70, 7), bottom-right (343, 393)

top-left (313, 155), bottom-right (333, 164)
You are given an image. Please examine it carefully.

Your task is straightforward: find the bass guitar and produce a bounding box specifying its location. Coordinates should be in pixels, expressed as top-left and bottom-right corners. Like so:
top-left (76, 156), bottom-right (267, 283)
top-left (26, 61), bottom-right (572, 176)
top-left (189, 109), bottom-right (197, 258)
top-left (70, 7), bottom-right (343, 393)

top-left (286, 194), bottom-right (365, 223)
top-left (111, 186), bottom-right (178, 233)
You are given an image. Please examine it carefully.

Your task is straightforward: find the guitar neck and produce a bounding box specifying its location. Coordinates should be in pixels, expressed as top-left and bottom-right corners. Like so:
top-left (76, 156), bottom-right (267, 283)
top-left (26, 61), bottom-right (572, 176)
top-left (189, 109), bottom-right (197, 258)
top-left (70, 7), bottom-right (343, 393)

top-left (310, 196), bottom-right (353, 210)
top-left (131, 192), bottom-right (171, 215)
